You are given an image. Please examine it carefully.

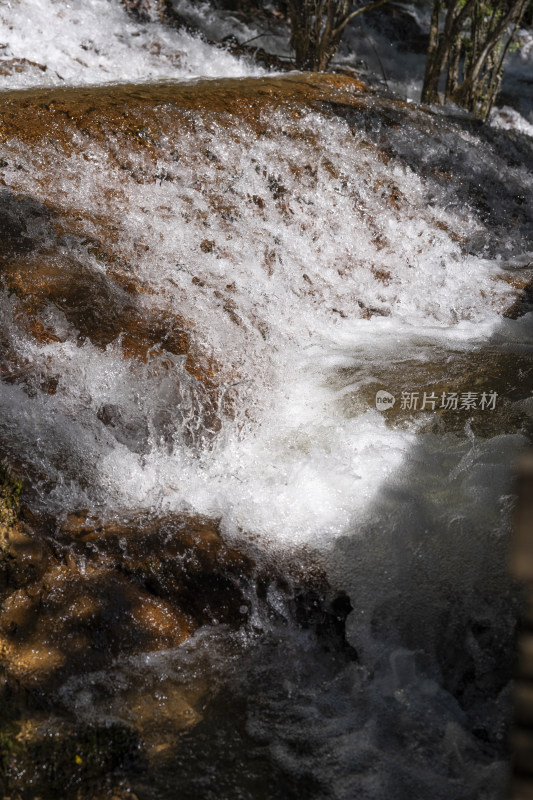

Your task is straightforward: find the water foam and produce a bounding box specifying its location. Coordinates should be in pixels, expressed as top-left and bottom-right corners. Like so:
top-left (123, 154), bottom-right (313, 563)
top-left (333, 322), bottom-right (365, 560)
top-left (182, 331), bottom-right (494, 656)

top-left (0, 0), bottom-right (262, 89)
top-left (0, 97), bottom-right (524, 552)
top-left (0, 14), bottom-right (530, 791)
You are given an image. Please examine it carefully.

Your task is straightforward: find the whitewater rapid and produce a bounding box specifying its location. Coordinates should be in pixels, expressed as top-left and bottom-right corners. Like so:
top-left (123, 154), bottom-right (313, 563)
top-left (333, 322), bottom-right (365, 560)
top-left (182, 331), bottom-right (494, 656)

top-left (0, 0), bottom-right (263, 88)
top-left (0, 4), bottom-right (532, 798)
top-left (0, 86), bottom-right (525, 547)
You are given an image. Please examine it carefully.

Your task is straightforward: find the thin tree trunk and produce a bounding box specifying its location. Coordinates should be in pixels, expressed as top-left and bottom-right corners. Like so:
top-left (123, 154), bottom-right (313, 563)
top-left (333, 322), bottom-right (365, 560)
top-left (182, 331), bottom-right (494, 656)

top-left (483, 0), bottom-right (529, 118)
top-left (421, 0), bottom-right (443, 103)
top-left (445, 38), bottom-right (462, 100)
top-left (421, 0), bottom-right (477, 105)
top-left (330, 0), bottom-right (390, 37)
top-left (288, 0), bottom-right (390, 72)
top-left (454, 0), bottom-right (526, 108)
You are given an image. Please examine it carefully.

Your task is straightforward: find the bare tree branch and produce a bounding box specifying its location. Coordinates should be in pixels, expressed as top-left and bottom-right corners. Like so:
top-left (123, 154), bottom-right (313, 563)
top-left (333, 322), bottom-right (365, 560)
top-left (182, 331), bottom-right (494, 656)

top-left (331, 0), bottom-right (391, 37)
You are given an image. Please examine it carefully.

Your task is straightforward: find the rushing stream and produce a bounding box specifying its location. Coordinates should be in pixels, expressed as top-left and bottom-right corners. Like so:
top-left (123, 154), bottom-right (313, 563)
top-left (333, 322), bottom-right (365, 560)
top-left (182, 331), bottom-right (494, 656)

top-left (0, 2), bottom-right (533, 799)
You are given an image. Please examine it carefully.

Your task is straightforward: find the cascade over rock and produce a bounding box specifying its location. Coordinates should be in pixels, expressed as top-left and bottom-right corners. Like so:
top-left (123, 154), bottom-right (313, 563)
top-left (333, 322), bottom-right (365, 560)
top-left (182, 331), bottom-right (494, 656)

top-left (0, 69), bottom-right (532, 799)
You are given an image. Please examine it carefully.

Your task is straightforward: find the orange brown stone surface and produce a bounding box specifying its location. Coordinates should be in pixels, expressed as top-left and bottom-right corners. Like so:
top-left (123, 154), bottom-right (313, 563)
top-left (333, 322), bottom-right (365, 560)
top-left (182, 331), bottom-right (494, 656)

top-left (0, 509), bottom-right (258, 690)
top-left (0, 74), bottom-right (372, 424)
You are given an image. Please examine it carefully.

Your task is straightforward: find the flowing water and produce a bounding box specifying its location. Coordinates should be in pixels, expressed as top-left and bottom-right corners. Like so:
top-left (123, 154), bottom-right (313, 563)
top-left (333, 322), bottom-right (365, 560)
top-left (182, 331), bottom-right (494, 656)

top-left (0, 2), bottom-right (533, 799)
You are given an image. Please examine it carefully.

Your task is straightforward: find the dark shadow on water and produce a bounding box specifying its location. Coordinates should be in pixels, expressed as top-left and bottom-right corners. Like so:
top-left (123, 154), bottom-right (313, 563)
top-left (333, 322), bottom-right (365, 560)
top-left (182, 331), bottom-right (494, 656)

top-left (112, 317), bottom-right (533, 800)
top-left (316, 307), bottom-right (533, 798)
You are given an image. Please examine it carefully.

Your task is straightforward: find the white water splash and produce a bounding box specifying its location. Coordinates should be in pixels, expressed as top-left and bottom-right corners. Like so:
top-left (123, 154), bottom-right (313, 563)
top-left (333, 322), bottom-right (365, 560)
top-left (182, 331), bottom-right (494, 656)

top-left (0, 97), bottom-right (526, 549)
top-left (0, 5), bottom-right (531, 796)
top-left (0, 0), bottom-right (262, 89)
top-left (491, 105), bottom-right (533, 138)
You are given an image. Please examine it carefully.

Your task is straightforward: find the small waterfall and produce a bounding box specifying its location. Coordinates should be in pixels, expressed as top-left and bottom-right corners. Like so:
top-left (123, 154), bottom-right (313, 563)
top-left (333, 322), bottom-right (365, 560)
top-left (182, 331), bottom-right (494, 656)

top-left (0, 3), bottom-right (532, 799)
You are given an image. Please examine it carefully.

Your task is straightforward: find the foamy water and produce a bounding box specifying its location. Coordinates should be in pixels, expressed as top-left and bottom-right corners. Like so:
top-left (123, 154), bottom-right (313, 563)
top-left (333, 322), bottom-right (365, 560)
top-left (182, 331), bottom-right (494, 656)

top-left (0, 99), bottom-right (523, 547)
top-left (0, 3), bottom-right (532, 797)
top-left (0, 0), bottom-right (262, 88)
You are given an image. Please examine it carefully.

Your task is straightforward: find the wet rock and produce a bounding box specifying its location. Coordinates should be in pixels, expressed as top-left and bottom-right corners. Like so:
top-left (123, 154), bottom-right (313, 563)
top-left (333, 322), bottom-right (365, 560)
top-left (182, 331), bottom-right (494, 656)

top-left (0, 462), bottom-right (353, 798)
top-left (0, 74), bottom-right (370, 150)
top-left (0, 497), bottom-right (267, 791)
top-left (501, 270), bottom-right (533, 319)
top-left (0, 57), bottom-right (47, 78)
top-left (0, 463), bottom-right (49, 595)
top-left (59, 511), bottom-right (256, 628)
top-left (334, 344), bottom-right (533, 437)
top-left (0, 203), bottom-right (214, 384)
top-left (109, 677), bottom-right (207, 757)
top-left (0, 511), bottom-right (258, 690)
top-left (0, 75), bottom-right (371, 483)
top-left (0, 716), bottom-right (141, 800)
top-left (122, 0), bottom-right (188, 28)
top-left (0, 190), bottom-right (225, 449)
top-left (0, 524), bottom-right (49, 595)
top-left (0, 494), bottom-right (355, 798)
top-left (0, 565), bottom-right (195, 680)
top-left (0, 462), bottom-right (21, 538)
top-left (291, 588), bottom-right (358, 659)
top-left (4, 72), bottom-right (520, 471)
top-left (122, 0), bottom-right (167, 22)
top-left (0, 500), bottom-right (348, 698)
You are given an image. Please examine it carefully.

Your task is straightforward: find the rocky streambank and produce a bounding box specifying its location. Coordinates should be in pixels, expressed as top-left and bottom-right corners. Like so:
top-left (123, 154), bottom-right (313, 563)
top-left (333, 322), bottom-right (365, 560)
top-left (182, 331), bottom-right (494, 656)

top-left (1, 465), bottom-right (356, 798)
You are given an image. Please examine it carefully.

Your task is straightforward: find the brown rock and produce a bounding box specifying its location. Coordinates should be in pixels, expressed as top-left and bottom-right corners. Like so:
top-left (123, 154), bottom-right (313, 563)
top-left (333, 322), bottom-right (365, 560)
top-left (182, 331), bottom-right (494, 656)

top-left (0, 57), bottom-right (47, 77)
top-left (57, 511), bottom-right (256, 627)
top-left (0, 511), bottom-right (260, 691)
top-left (0, 562), bottom-right (193, 686)
top-left (0, 74), bottom-right (373, 439)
